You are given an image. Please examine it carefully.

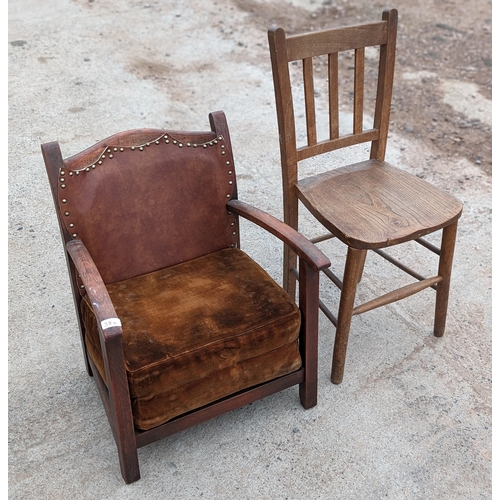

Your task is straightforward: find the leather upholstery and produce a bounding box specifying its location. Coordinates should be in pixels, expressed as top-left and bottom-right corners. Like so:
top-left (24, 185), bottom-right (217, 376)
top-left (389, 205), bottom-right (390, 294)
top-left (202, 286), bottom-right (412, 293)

top-left (59, 130), bottom-right (238, 284)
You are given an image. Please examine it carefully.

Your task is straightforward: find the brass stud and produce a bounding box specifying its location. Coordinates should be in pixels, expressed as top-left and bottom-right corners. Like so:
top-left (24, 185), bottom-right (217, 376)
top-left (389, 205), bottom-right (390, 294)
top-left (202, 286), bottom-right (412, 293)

top-left (232, 231), bottom-right (236, 236)
top-left (228, 171), bottom-right (233, 175)
top-left (131, 146), bottom-right (135, 150)
top-left (61, 184), bottom-right (66, 189)
top-left (109, 154), bottom-right (113, 158)
top-left (139, 147), bottom-right (144, 151)
top-left (120, 147), bottom-right (124, 152)
top-left (72, 233), bottom-right (77, 238)
top-left (230, 244), bottom-right (235, 248)
top-left (187, 143), bottom-right (191, 147)
top-left (178, 143), bottom-right (183, 148)
top-left (107, 149), bottom-right (111, 153)
top-left (173, 140), bottom-right (177, 145)
top-left (230, 222), bottom-right (235, 226)
top-left (155, 141), bottom-right (159, 145)
top-left (85, 167), bottom-right (90, 172)
top-left (114, 147), bottom-right (118, 152)
top-left (229, 181), bottom-right (233, 185)
top-left (60, 178), bottom-right (65, 183)
top-left (80, 284), bottom-right (85, 289)
top-left (221, 145), bottom-right (225, 149)
top-left (165, 139), bottom-right (170, 144)
top-left (222, 151), bottom-right (226, 155)
top-left (98, 160), bottom-right (102, 165)
top-left (62, 199), bottom-right (67, 204)
top-left (226, 161), bottom-right (231, 165)
top-left (218, 135), bottom-right (223, 140)
top-left (146, 143), bottom-right (150, 147)
top-left (76, 171), bottom-right (80, 175)
top-left (92, 165), bottom-right (96, 169)
top-left (64, 212), bottom-right (70, 217)
top-left (60, 170), bottom-right (66, 176)
top-left (203, 144), bottom-right (207, 148)
top-left (226, 194), bottom-right (231, 198)
top-left (69, 223), bottom-right (74, 228)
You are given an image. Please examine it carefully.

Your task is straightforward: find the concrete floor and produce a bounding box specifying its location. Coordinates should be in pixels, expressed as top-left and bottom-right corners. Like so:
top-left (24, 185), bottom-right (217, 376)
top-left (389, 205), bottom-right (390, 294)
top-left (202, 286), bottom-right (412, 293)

top-left (8, 0), bottom-right (491, 498)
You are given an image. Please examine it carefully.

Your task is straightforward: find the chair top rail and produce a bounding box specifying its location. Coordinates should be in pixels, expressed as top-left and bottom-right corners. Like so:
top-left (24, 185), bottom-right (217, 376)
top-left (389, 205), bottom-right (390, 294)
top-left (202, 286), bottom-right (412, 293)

top-left (285, 20), bottom-right (388, 61)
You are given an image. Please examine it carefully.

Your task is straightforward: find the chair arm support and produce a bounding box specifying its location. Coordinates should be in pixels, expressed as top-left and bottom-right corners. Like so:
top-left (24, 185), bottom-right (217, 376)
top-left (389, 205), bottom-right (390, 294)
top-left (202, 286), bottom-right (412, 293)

top-left (66, 239), bottom-right (123, 342)
top-left (227, 199), bottom-right (331, 272)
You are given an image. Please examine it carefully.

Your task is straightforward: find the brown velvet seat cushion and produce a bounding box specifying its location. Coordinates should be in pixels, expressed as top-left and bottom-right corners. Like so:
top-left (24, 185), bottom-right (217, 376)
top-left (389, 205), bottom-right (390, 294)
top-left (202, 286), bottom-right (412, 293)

top-left (81, 248), bottom-right (302, 430)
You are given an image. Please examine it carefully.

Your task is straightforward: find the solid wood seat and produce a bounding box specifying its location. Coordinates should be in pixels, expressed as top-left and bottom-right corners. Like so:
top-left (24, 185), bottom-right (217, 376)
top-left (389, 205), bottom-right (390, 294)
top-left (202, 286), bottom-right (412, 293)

top-left (41, 111), bottom-right (330, 483)
top-left (268, 9), bottom-right (462, 385)
top-left (297, 159), bottom-right (462, 249)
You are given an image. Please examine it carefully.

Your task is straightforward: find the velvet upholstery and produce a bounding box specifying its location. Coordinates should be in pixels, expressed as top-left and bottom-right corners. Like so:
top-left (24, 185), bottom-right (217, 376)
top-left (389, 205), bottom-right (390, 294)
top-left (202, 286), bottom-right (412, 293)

top-left (43, 111), bottom-right (328, 483)
top-left (81, 248), bottom-right (302, 430)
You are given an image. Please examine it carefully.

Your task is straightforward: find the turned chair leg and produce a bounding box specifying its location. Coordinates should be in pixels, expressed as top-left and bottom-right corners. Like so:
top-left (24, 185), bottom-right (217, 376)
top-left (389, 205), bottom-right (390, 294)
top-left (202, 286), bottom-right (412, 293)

top-left (331, 247), bottom-right (365, 384)
top-left (356, 249), bottom-right (368, 283)
top-left (433, 221), bottom-right (459, 337)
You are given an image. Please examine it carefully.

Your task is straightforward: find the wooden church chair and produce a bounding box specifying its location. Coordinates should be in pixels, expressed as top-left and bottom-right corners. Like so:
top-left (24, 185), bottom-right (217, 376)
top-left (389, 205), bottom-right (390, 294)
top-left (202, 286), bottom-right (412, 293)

top-left (267, 9), bottom-right (462, 384)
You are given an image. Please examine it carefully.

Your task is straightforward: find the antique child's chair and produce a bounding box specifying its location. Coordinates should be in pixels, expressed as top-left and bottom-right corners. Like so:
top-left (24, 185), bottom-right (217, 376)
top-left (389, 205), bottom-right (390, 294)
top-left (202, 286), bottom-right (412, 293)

top-left (42, 110), bottom-right (330, 483)
top-left (268, 9), bottom-right (462, 384)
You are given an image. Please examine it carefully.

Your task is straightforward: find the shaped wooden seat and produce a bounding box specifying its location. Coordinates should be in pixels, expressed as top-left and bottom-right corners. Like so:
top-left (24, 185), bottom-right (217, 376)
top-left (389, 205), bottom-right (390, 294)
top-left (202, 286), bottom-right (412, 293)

top-left (42, 111), bottom-right (330, 483)
top-left (268, 9), bottom-right (462, 384)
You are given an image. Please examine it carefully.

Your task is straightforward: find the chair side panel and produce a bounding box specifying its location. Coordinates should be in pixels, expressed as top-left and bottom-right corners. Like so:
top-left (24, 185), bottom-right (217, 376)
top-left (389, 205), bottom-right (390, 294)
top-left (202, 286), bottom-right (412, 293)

top-left (59, 130), bottom-right (237, 283)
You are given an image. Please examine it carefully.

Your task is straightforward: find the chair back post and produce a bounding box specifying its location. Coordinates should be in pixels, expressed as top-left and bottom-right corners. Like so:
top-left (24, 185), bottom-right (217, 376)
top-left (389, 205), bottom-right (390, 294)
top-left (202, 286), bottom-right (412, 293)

top-left (209, 110), bottom-right (241, 250)
top-left (268, 27), bottom-right (300, 229)
top-left (41, 141), bottom-right (91, 375)
top-left (370, 8), bottom-right (398, 161)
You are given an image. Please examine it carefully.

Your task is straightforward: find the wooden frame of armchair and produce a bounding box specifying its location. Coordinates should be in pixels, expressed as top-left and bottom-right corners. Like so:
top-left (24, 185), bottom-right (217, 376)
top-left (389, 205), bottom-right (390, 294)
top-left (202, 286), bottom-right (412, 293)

top-left (42, 111), bottom-right (330, 483)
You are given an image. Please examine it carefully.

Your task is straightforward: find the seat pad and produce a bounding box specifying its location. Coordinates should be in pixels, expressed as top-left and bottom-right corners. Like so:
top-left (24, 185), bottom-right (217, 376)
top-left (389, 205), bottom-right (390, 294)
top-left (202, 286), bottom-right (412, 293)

top-left (81, 248), bottom-right (302, 430)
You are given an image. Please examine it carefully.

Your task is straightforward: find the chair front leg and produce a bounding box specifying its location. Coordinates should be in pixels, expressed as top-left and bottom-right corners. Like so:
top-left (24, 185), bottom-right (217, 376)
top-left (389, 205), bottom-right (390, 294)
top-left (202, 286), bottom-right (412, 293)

top-left (96, 327), bottom-right (141, 484)
top-left (298, 259), bottom-right (320, 409)
top-left (331, 246), bottom-right (365, 384)
top-left (434, 221), bottom-right (459, 337)
top-left (102, 335), bottom-right (141, 484)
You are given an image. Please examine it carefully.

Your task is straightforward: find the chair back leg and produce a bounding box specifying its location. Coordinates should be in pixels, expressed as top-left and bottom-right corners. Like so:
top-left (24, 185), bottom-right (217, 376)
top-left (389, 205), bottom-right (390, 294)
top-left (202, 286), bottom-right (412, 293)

top-left (284, 245), bottom-right (298, 299)
top-left (356, 249), bottom-right (368, 283)
top-left (283, 192), bottom-right (300, 298)
top-left (434, 221), bottom-right (459, 337)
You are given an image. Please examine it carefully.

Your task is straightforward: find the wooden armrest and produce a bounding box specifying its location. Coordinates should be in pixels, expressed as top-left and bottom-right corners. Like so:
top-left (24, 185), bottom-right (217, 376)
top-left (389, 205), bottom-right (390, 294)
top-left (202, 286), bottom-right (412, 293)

top-left (227, 199), bottom-right (331, 272)
top-left (66, 239), bottom-right (122, 341)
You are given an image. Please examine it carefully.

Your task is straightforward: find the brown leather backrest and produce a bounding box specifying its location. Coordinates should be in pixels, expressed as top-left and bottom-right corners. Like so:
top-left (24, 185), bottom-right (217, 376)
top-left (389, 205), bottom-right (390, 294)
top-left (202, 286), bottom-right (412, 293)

top-left (47, 112), bottom-right (238, 284)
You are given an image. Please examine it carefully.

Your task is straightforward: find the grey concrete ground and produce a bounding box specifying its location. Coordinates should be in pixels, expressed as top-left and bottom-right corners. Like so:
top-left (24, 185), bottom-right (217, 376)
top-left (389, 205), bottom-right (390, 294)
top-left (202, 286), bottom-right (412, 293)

top-left (8, 0), bottom-right (491, 498)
